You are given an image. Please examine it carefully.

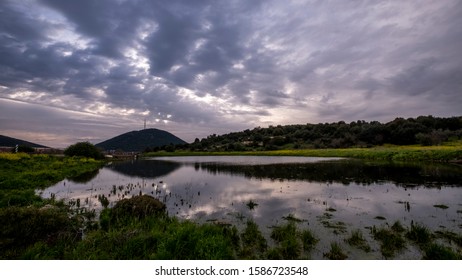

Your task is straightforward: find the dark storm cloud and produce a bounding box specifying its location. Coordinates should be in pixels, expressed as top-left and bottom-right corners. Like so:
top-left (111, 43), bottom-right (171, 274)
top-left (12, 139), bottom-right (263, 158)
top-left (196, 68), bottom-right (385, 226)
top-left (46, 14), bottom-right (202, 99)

top-left (1, 0), bottom-right (461, 146)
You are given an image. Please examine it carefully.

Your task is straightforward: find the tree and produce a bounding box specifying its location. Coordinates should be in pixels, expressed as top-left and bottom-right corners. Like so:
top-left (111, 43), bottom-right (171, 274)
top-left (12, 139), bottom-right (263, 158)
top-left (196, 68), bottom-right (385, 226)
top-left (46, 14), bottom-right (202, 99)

top-left (64, 142), bottom-right (104, 159)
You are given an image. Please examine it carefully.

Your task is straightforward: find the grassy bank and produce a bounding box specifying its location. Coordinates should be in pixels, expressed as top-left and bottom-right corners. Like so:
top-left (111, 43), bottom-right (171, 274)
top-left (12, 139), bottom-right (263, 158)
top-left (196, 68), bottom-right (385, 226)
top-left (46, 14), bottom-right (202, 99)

top-left (144, 142), bottom-right (462, 162)
top-left (0, 153), bottom-right (104, 207)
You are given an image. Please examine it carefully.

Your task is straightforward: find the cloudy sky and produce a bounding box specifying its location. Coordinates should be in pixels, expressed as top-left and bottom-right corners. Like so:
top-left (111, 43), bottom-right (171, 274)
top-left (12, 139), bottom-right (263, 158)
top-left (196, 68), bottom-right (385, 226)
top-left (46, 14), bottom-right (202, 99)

top-left (1, 0), bottom-right (461, 148)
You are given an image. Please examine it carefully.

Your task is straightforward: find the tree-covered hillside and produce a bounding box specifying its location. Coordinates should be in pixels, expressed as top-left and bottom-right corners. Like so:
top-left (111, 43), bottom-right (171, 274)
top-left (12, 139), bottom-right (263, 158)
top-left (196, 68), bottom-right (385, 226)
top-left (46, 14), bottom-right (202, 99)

top-left (185, 116), bottom-right (462, 152)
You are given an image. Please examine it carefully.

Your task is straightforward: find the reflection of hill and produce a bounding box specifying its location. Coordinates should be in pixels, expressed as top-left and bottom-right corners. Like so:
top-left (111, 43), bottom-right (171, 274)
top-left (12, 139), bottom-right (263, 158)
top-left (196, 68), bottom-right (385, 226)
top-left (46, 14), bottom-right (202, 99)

top-left (107, 160), bottom-right (181, 178)
top-left (195, 160), bottom-right (462, 188)
top-left (68, 169), bottom-right (100, 183)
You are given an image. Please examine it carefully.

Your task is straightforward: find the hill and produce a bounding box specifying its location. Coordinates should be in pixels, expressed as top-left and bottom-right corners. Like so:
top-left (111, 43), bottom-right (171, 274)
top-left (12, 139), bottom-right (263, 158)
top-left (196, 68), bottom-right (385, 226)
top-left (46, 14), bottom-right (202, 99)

top-left (0, 135), bottom-right (49, 148)
top-left (186, 115), bottom-right (462, 151)
top-left (96, 128), bottom-right (187, 152)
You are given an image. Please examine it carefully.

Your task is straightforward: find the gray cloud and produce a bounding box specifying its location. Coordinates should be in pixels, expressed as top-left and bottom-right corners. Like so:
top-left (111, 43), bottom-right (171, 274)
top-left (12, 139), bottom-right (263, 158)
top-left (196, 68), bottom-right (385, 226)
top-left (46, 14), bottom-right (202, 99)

top-left (1, 0), bottom-right (461, 147)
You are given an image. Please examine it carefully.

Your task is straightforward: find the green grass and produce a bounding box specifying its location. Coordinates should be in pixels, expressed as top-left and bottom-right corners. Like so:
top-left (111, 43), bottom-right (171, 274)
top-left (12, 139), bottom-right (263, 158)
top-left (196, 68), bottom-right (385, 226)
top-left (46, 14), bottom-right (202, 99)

top-left (324, 242), bottom-right (347, 260)
top-left (373, 226), bottom-right (406, 259)
top-left (423, 243), bottom-right (461, 260)
top-left (406, 223), bottom-right (433, 245)
top-left (269, 222), bottom-right (318, 259)
top-left (0, 153), bottom-right (104, 207)
top-left (301, 229), bottom-right (319, 252)
top-left (144, 142), bottom-right (462, 162)
top-left (346, 229), bottom-right (371, 252)
top-left (239, 220), bottom-right (267, 259)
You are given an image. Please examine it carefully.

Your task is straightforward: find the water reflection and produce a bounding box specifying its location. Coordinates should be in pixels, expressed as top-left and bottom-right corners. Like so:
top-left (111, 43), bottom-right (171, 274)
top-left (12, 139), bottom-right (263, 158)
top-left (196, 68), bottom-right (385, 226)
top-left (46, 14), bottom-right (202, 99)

top-left (41, 156), bottom-right (462, 255)
top-left (68, 169), bottom-right (100, 183)
top-left (190, 160), bottom-right (462, 188)
top-left (107, 160), bottom-right (181, 178)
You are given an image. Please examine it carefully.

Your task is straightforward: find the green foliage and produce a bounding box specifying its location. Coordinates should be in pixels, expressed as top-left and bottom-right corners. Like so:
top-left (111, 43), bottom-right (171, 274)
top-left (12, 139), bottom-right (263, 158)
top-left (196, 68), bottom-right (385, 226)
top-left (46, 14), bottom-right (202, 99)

top-left (179, 115), bottom-right (462, 152)
top-left (145, 143), bottom-right (462, 162)
top-left (64, 142), bottom-right (105, 159)
top-left (0, 154), bottom-right (103, 207)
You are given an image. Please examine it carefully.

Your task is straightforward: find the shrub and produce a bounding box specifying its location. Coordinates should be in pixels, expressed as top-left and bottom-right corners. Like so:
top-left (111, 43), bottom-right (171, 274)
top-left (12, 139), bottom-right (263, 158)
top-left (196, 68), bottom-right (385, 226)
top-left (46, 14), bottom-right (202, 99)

top-left (64, 142), bottom-right (104, 159)
top-left (110, 195), bottom-right (166, 224)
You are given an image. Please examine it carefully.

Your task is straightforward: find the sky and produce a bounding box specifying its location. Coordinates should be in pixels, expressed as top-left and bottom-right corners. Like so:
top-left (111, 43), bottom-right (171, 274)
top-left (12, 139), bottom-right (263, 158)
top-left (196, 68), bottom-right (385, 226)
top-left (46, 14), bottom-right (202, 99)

top-left (1, 0), bottom-right (461, 148)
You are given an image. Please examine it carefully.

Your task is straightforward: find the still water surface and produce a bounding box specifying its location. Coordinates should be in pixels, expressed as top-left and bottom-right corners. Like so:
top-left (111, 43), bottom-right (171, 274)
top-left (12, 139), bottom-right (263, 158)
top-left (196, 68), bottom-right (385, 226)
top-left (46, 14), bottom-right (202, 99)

top-left (40, 156), bottom-right (462, 258)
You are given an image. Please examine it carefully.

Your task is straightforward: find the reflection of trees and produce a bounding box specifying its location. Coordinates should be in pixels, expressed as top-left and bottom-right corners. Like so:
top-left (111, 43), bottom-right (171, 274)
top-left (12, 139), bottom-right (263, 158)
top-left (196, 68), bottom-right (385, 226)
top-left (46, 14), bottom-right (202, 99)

top-left (195, 160), bottom-right (462, 188)
top-left (68, 169), bottom-right (100, 183)
top-left (107, 160), bottom-right (181, 178)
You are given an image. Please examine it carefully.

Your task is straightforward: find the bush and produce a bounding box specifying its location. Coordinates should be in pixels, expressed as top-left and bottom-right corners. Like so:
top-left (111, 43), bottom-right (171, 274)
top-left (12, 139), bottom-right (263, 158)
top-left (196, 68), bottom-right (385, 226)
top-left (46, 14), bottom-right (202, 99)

top-left (64, 142), bottom-right (104, 159)
top-left (110, 195), bottom-right (166, 224)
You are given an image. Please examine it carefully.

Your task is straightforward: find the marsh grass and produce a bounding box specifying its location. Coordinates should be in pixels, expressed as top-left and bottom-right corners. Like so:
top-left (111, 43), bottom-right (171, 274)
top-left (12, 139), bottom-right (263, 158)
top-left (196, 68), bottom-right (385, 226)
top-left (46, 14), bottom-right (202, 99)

top-left (373, 226), bottom-right (406, 259)
top-left (270, 224), bottom-right (300, 259)
top-left (390, 220), bottom-right (406, 233)
top-left (246, 200), bottom-right (258, 210)
top-left (324, 242), bottom-right (347, 260)
top-left (301, 229), bottom-right (319, 251)
top-left (282, 213), bottom-right (304, 222)
top-left (239, 220), bottom-right (267, 259)
top-left (346, 229), bottom-right (371, 252)
top-left (423, 243), bottom-right (461, 260)
top-left (406, 223), bottom-right (433, 246)
top-left (320, 220), bottom-right (347, 235)
top-left (270, 221), bottom-right (318, 259)
top-left (434, 230), bottom-right (462, 248)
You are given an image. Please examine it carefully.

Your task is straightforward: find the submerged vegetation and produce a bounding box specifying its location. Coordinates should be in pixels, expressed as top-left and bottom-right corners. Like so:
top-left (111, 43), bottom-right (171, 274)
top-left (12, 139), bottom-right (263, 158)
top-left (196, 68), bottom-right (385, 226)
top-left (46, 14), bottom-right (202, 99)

top-left (346, 230), bottom-right (371, 253)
